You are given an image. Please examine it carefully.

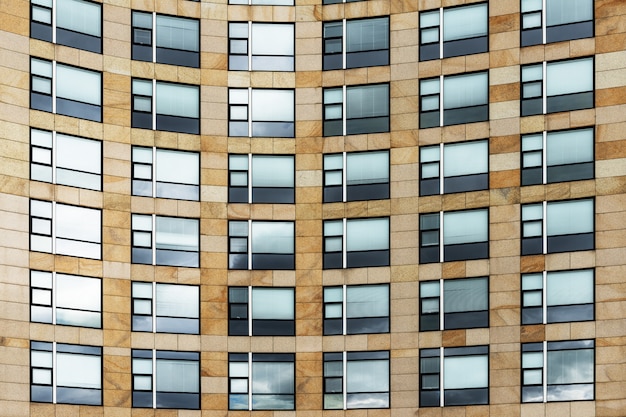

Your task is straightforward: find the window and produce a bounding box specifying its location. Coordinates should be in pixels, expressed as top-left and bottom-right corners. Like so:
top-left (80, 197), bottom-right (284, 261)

top-left (31, 341), bottom-right (102, 405)
top-left (30, 58), bottom-right (102, 122)
top-left (229, 353), bottom-right (295, 410)
top-left (323, 84), bottom-right (389, 136)
top-left (132, 147), bottom-right (200, 200)
top-left (31, 0), bottom-right (102, 53)
top-left (131, 214), bottom-right (199, 267)
top-left (419, 3), bottom-right (488, 61)
top-left (131, 12), bottom-right (199, 68)
top-left (522, 269), bottom-right (594, 325)
top-left (132, 79), bottom-right (200, 134)
top-left (228, 287), bottom-right (295, 336)
top-left (419, 209), bottom-right (489, 263)
top-left (420, 346), bottom-right (489, 407)
top-left (419, 277), bottom-right (488, 331)
top-left (420, 72), bottom-right (488, 128)
top-left (323, 284), bottom-right (389, 335)
top-left (420, 140), bottom-right (488, 196)
top-left (30, 270), bottom-right (101, 328)
top-left (131, 282), bottom-right (199, 334)
top-left (323, 17), bottom-right (389, 70)
top-left (522, 340), bottom-right (594, 402)
top-left (324, 351), bottom-right (389, 409)
top-left (228, 154), bottom-right (295, 203)
top-left (522, 128), bottom-right (594, 185)
top-left (229, 88), bottom-right (295, 138)
top-left (30, 200), bottom-right (101, 259)
top-left (323, 151), bottom-right (389, 202)
top-left (228, 220), bottom-right (295, 270)
top-left (30, 129), bottom-right (102, 191)
top-left (132, 349), bottom-right (200, 409)
top-left (521, 0), bottom-right (593, 46)
top-left (521, 198), bottom-right (594, 255)
top-left (323, 217), bottom-right (389, 269)
top-left (229, 22), bottom-right (294, 71)
top-left (229, 0), bottom-right (293, 4)
top-left (521, 57), bottom-right (594, 116)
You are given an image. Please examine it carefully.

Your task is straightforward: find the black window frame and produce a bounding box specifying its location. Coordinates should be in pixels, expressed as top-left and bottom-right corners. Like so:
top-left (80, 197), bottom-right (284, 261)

top-left (323, 83), bottom-right (390, 136)
top-left (228, 154), bottom-right (296, 204)
top-left (228, 286), bottom-right (296, 336)
top-left (323, 150), bottom-right (390, 202)
top-left (228, 87), bottom-right (295, 138)
top-left (521, 0), bottom-right (594, 47)
top-left (323, 284), bottom-right (390, 335)
top-left (323, 217), bottom-right (390, 269)
top-left (228, 21), bottom-right (295, 71)
top-left (228, 220), bottom-right (295, 270)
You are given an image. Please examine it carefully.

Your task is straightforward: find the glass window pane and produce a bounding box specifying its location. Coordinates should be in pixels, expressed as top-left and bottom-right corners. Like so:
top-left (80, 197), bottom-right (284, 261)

top-left (444, 277), bottom-right (488, 313)
top-left (347, 151), bottom-right (389, 185)
top-left (444, 355), bottom-right (488, 389)
top-left (522, 0), bottom-right (542, 12)
top-left (547, 348), bottom-right (593, 384)
top-left (133, 79), bottom-right (153, 96)
top-left (252, 288), bottom-right (294, 319)
top-left (229, 154), bottom-right (249, 171)
top-left (546, 0), bottom-right (593, 26)
top-left (156, 15), bottom-right (199, 51)
top-left (547, 269), bottom-right (593, 306)
top-left (56, 64), bottom-right (101, 105)
top-left (156, 149), bottom-right (199, 185)
top-left (346, 17), bottom-right (389, 52)
top-left (156, 359), bottom-right (199, 392)
top-left (347, 358), bottom-right (389, 392)
top-left (443, 72), bottom-right (488, 109)
top-left (31, 129), bottom-right (52, 147)
top-left (443, 141), bottom-right (487, 177)
top-left (57, 0), bottom-right (101, 37)
top-left (132, 214), bottom-right (152, 231)
top-left (347, 285), bottom-right (389, 318)
top-left (251, 24), bottom-right (294, 55)
top-left (547, 199), bottom-right (593, 236)
top-left (56, 274), bottom-right (100, 311)
top-left (156, 82), bottom-right (199, 118)
top-left (251, 222), bottom-right (294, 254)
top-left (56, 204), bottom-right (100, 243)
top-left (252, 361), bottom-right (294, 394)
top-left (547, 58), bottom-right (593, 96)
top-left (324, 88), bottom-right (343, 104)
top-left (443, 3), bottom-right (487, 41)
top-left (251, 90), bottom-right (294, 122)
top-left (230, 361), bottom-right (248, 377)
top-left (546, 128), bottom-right (593, 166)
top-left (31, 350), bottom-right (52, 368)
top-left (57, 352), bottom-right (101, 388)
top-left (31, 58), bottom-right (52, 77)
top-left (155, 217), bottom-right (199, 251)
top-left (522, 64), bottom-right (543, 82)
top-left (230, 88), bottom-right (248, 104)
top-left (346, 218), bottom-right (389, 252)
top-left (133, 358), bottom-right (153, 374)
top-left (522, 273), bottom-right (543, 290)
top-left (56, 134), bottom-right (101, 175)
top-left (443, 209), bottom-right (488, 245)
top-left (156, 284), bottom-right (199, 318)
top-left (132, 282), bottom-right (152, 298)
top-left (420, 281), bottom-right (440, 297)
top-left (252, 155), bottom-right (294, 187)
top-left (324, 287), bottom-right (343, 302)
top-left (346, 84), bottom-right (389, 119)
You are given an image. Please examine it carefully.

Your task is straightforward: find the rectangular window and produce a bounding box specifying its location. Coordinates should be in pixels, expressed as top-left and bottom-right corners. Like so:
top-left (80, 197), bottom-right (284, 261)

top-left (323, 284), bottom-right (389, 335)
top-left (323, 151), bottom-right (389, 202)
top-left (420, 140), bottom-right (488, 196)
top-left (30, 200), bottom-right (101, 259)
top-left (31, 0), bottom-right (102, 53)
top-left (522, 340), bottom-right (594, 402)
top-left (522, 128), bottom-right (594, 185)
top-left (521, 199), bottom-right (594, 255)
top-left (132, 12), bottom-right (200, 67)
top-left (521, 0), bottom-right (593, 46)
top-left (420, 346), bottom-right (489, 407)
top-left (131, 282), bottom-right (199, 334)
top-left (132, 349), bottom-right (200, 409)
top-left (229, 88), bottom-right (295, 138)
top-left (228, 220), bottom-right (295, 270)
top-left (229, 22), bottom-right (294, 71)
top-left (323, 17), bottom-right (389, 70)
top-left (419, 277), bottom-right (488, 331)
top-left (419, 72), bottom-right (488, 128)
top-left (324, 83), bottom-right (389, 136)
top-left (228, 154), bottom-right (295, 203)
top-left (30, 129), bottom-right (102, 191)
top-left (522, 269), bottom-right (594, 325)
top-left (324, 351), bottom-right (390, 409)
top-left (30, 270), bottom-right (101, 328)
top-left (229, 353), bottom-right (295, 410)
top-left (521, 57), bottom-right (594, 116)
top-left (419, 3), bottom-right (488, 61)
top-left (229, 0), bottom-right (293, 4)
top-left (419, 209), bottom-right (489, 263)
top-left (30, 58), bottom-right (102, 122)
top-left (131, 214), bottom-right (200, 267)
top-left (132, 79), bottom-right (200, 134)
top-left (323, 217), bottom-right (389, 269)
top-left (131, 147), bottom-right (200, 200)
top-left (228, 287), bottom-right (295, 336)
top-left (31, 341), bottom-right (102, 405)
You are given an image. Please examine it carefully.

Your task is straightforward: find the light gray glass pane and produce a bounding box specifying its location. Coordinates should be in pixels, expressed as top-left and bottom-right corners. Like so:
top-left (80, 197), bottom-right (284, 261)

top-left (251, 89), bottom-right (294, 122)
top-left (324, 360), bottom-right (342, 376)
top-left (521, 0), bottom-right (542, 12)
top-left (252, 287), bottom-right (294, 319)
top-left (251, 23), bottom-right (294, 55)
top-left (522, 203), bottom-right (543, 221)
top-left (31, 129), bottom-right (52, 148)
top-left (156, 82), bottom-right (199, 118)
top-left (133, 214), bottom-right (152, 231)
top-left (230, 361), bottom-right (248, 377)
top-left (57, 134), bottom-right (101, 175)
top-left (325, 304), bottom-right (342, 318)
top-left (31, 218), bottom-right (51, 235)
top-left (346, 84), bottom-right (389, 119)
top-left (523, 152), bottom-right (542, 168)
top-left (56, 239), bottom-right (100, 259)
top-left (31, 58), bottom-right (52, 77)
top-left (134, 375), bottom-right (151, 390)
top-left (546, 0), bottom-right (592, 26)
top-left (229, 154), bottom-right (249, 170)
top-left (32, 368), bottom-right (52, 385)
top-left (324, 88), bottom-right (343, 104)
top-left (420, 281), bottom-right (440, 297)
top-left (230, 22), bottom-right (249, 38)
top-left (229, 221), bottom-right (248, 237)
top-left (444, 355), bottom-right (488, 389)
top-left (443, 141), bottom-right (487, 177)
top-left (156, 284), bottom-right (199, 318)
top-left (30, 235), bottom-right (52, 253)
top-left (547, 348), bottom-right (593, 384)
top-left (134, 165), bottom-right (152, 181)
top-left (133, 147), bottom-right (152, 164)
top-left (421, 27), bottom-right (439, 44)
top-left (324, 154), bottom-right (343, 170)
top-left (156, 15), bottom-right (199, 51)
top-left (347, 151), bottom-right (388, 185)
top-left (421, 95), bottom-right (439, 112)
top-left (132, 12), bottom-right (152, 29)
top-left (325, 236), bottom-right (342, 252)
top-left (325, 171), bottom-right (342, 186)
top-left (31, 350), bottom-right (52, 368)
top-left (56, 309), bottom-right (100, 327)
top-left (133, 79), bottom-right (153, 96)
top-left (133, 358), bottom-right (153, 374)
top-left (31, 270), bottom-right (52, 288)
top-left (444, 277), bottom-right (487, 313)
top-left (56, 204), bottom-right (101, 243)
top-left (229, 88), bottom-right (248, 104)
top-left (421, 78), bottom-right (440, 96)
top-left (57, 352), bottom-right (101, 388)
top-left (421, 298), bottom-right (439, 314)
top-left (523, 12), bottom-right (542, 29)
top-left (231, 379), bottom-right (248, 393)
top-left (547, 58), bottom-right (593, 96)
top-left (346, 218), bottom-right (389, 252)
top-left (347, 285), bottom-right (389, 318)
top-left (32, 6), bottom-right (52, 24)
top-left (230, 39), bottom-right (248, 55)
top-left (251, 222), bottom-right (294, 254)
top-left (32, 147), bottom-right (52, 165)
top-left (323, 21), bottom-right (342, 38)
top-left (523, 291), bottom-right (542, 307)
top-left (522, 134), bottom-right (543, 152)
top-left (522, 273), bottom-right (543, 290)
top-left (133, 282), bottom-right (153, 298)
top-left (420, 10), bottom-right (439, 27)
top-left (230, 105), bottom-right (248, 120)
top-left (32, 77), bottom-right (51, 94)
top-left (155, 217), bottom-right (199, 251)
top-left (522, 64), bottom-right (543, 82)
top-left (443, 3), bottom-right (487, 41)
top-left (347, 359), bottom-right (388, 392)
top-left (156, 359), bottom-right (199, 392)
top-left (324, 220), bottom-right (343, 236)
top-left (57, 0), bottom-right (101, 36)
top-left (524, 369), bottom-right (542, 385)
top-left (324, 287), bottom-right (343, 302)
top-left (231, 172), bottom-right (248, 187)
top-left (252, 361), bottom-right (294, 394)
top-left (523, 222), bottom-right (542, 237)
top-left (547, 269), bottom-right (593, 306)
top-left (325, 104), bottom-right (342, 120)
top-left (134, 96), bottom-right (151, 112)
top-left (547, 128), bottom-right (593, 166)
top-left (134, 299), bottom-right (152, 315)
top-left (346, 17), bottom-right (388, 53)
top-left (156, 149), bottom-right (199, 185)
top-left (252, 155), bottom-right (294, 187)
top-left (547, 199), bottom-right (593, 236)
top-left (443, 209), bottom-right (488, 245)
top-left (31, 165), bottom-right (52, 183)
top-left (56, 64), bottom-right (101, 105)
top-left (56, 274), bottom-right (100, 311)
top-left (443, 72), bottom-right (488, 109)
top-left (420, 146), bottom-right (440, 163)
top-left (523, 351), bottom-right (543, 368)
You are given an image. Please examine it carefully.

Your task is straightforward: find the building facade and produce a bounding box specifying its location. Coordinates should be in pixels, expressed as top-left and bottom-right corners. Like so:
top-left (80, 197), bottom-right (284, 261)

top-left (1, 0), bottom-right (626, 416)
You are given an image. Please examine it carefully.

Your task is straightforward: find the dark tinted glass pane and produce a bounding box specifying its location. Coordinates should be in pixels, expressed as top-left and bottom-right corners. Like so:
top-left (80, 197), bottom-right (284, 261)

top-left (156, 115), bottom-right (199, 135)
top-left (547, 92), bottom-right (593, 114)
top-left (252, 122), bottom-right (294, 138)
top-left (156, 48), bottom-right (200, 68)
top-left (444, 242), bottom-right (488, 261)
top-left (443, 36), bottom-right (487, 58)
top-left (156, 392), bottom-right (200, 409)
top-left (522, 98), bottom-right (543, 116)
top-left (133, 45), bottom-right (153, 62)
top-left (132, 248), bottom-right (153, 264)
top-left (346, 249), bottom-right (389, 268)
top-left (347, 183), bottom-right (389, 201)
top-left (252, 394), bottom-right (294, 410)
top-left (156, 249), bottom-right (199, 268)
top-left (444, 311), bottom-right (488, 329)
top-left (420, 246), bottom-right (439, 264)
top-left (230, 55), bottom-right (248, 71)
top-left (31, 22), bottom-right (52, 43)
top-left (522, 167), bottom-right (543, 186)
top-left (347, 317), bottom-right (389, 334)
top-left (324, 186), bottom-right (342, 203)
top-left (324, 54), bottom-right (343, 70)
top-left (229, 253), bottom-right (248, 269)
top-left (324, 318), bottom-right (342, 335)
top-left (522, 307), bottom-right (543, 325)
top-left (522, 385), bottom-right (543, 402)
top-left (252, 253), bottom-right (294, 270)
top-left (229, 320), bottom-right (248, 336)
top-left (229, 187), bottom-right (249, 203)
top-left (57, 28), bottom-right (101, 54)
top-left (253, 320), bottom-right (295, 336)
top-left (444, 387), bottom-right (488, 406)
top-left (420, 44), bottom-right (439, 61)
top-left (420, 111), bottom-right (440, 129)
top-left (31, 92), bottom-right (53, 113)
top-left (522, 237), bottom-right (543, 255)
top-left (420, 390), bottom-right (440, 407)
top-left (252, 187), bottom-right (294, 204)
top-left (133, 391), bottom-right (153, 408)
top-left (346, 116), bottom-right (389, 135)
top-left (521, 28), bottom-right (542, 47)
top-left (546, 383), bottom-right (594, 401)
top-left (547, 162), bottom-right (593, 183)
top-left (547, 233), bottom-right (593, 253)
top-left (547, 303), bottom-right (594, 323)
top-left (547, 20), bottom-right (593, 43)
top-left (31, 385), bottom-right (53, 403)
top-left (57, 387), bottom-right (101, 405)
top-left (57, 99), bottom-right (101, 122)
top-left (420, 314), bottom-right (439, 331)
top-left (156, 317), bottom-right (199, 334)
top-left (443, 105), bottom-right (488, 126)
top-left (444, 173), bottom-right (488, 194)
top-left (324, 119), bottom-right (343, 136)
top-left (324, 252), bottom-right (342, 269)
top-left (420, 178), bottom-right (440, 196)
top-left (132, 112), bottom-right (152, 130)
top-left (346, 50), bottom-right (389, 69)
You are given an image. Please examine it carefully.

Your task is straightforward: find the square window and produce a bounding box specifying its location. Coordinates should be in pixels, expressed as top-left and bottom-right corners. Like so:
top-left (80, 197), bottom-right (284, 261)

top-left (228, 287), bottom-right (295, 336)
top-left (323, 151), bottom-right (389, 202)
top-left (229, 22), bottom-right (294, 71)
top-left (323, 84), bottom-right (389, 136)
top-left (229, 88), bottom-right (295, 137)
top-left (323, 17), bottom-right (389, 70)
top-left (131, 282), bottom-right (200, 334)
top-left (323, 284), bottom-right (389, 335)
top-left (323, 218), bottom-right (390, 269)
top-left (228, 220), bottom-right (295, 270)
top-left (228, 154), bottom-right (295, 203)
top-left (521, 0), bottom-right (593, 46)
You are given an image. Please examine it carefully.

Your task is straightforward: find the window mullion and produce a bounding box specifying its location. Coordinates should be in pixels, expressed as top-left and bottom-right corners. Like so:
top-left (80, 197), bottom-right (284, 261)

top-left (248, 88), bottom-right (252, 138)
top-left (342, 152), bottom-right (347, 202)
top-left (52, 272), bottom-right (57, 325)
top-left (152, 13), bottom-right (157, 63)
top-left (439, 8), bottom-right (444, 59)
top-left (52, 341), bottom-right (57, 404)
top-left (542, 341), bottom-right (547, 403)
top-left (51, 131), bottom-right (57, 184)
top-left (439, 143), bottom-right (444, 195)
top-left (541, 0), bottom-right (547, 43)
top-left (248, 286), bottom-right (253, 336)
top-left (439, 279), bottom-right (444, 330)
top-left (248, 352), bottom-right (253, 410)
top-left (248, 154), bottom-right (253, 203)
top-left (52, 0), bottom-right (57, 43)
top-left (152, 282), bottom-right (157, 333)
top-left (152, 80), bottom-right (157, 130)
top-left (542, 131), bottom-right (547, 184)
top-left (52, 61), bottom-right (57, 114)
top-left (152, 349), bottom-right (157, 408)
top-left (542, 201), bottom-right (547, 254)
top-left (439, 347), bottom-right (444, 407)
top-left (152, 214), bottom-right (156, 265)
top-left (247, 220), bottom-right (252, 270)
top-left (342, 86), bottom-right (347, 136)
top-left (342, 351), bottom-right (347, 409)
top-left (342, 19), bottom-right (347, 69)
top-left (342, 218), bottom-right (347, 268)
top-left (51, 201), bottom-right (57, 254)
top-left (439, 76), bottom-right (444, 127)
top-left (542, 271), bottom-right (547, 325)
top-left (542, 62), bottom-right (547, 114)
top-left (248, 23), bottom-right (253, 71)
top-left (439, 211), bottom-right (444, 262)
top-left (342, 285), bottom-right (347, 335)
top-left (152, 147), bottom-right (157, 197)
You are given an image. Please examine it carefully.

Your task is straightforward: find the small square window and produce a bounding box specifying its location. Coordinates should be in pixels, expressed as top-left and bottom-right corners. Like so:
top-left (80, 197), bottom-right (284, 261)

top-left (229, 22), bottom-right (294, 71)
top-left (323, 84), bottom-right (389, 136)
top-left (228, 220), bottom-right (295, 270)
top-left (228, 154), bottom-right (295, 203)
top-left (323, 17), bottom-right (389, 70)
top-left (132, 147), bottom-right (200, 200)
top-left (131, 282), bottom-right (200, 334)
top-left (228, 287), bottom-right (295, 336)
top-left (229, 88), bottom-right (295, 138)
top-left (521, 0), bottom-right (593, 46)
top-left (323, 284), bottom-right (389, 335)
top-left (323, 218), bottom-right (389, 269)
top-left (323, 151), bottom-right (389, 202)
